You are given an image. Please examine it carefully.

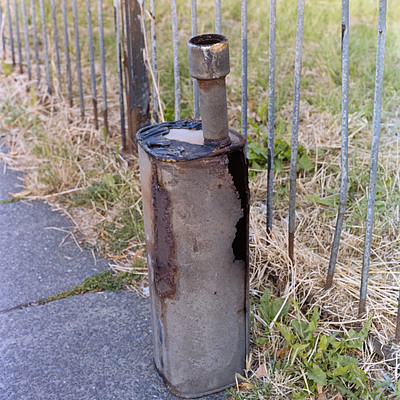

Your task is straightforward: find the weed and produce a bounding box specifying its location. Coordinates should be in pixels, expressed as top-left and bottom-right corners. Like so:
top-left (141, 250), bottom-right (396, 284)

top-left (41, 270), bottom-right (141, 304)
top-left (0, 197), bottom-right (21, 204)
top-left (234, 290), bottom-right (390, 399)
top-left (247, 122), bottom-right (314, 174)
top-left (69, 173), bottom-right (144, 254)
top-left (1, 1), bottom-right (400, 398)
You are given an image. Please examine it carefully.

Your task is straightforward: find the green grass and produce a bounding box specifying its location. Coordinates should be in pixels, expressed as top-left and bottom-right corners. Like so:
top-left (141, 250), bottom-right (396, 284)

top-left (229, 292), bottom-right (393, 399)
top-left (2, 1), bottom-right (400, 398)
top-left (40, 270), bottom-right (142, 303)
top-left (150, 0), bottom-right (400, 125)
top-left (0, 197), bottom-right (21, 204)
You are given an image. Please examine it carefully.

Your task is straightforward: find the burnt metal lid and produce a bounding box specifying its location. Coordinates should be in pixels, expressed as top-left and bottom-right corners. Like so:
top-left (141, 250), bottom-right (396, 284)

top-left (136, 119), bottom-right (245, 162)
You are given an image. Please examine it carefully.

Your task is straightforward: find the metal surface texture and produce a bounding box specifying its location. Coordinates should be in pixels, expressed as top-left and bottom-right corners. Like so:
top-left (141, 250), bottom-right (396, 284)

top-left (171, 0), bottom-right (180, 120)
top-left (359, 0), bottom-right (387, 316)
top-left (266, 0), bottom-right (276, 235)
top-left (138, 34), bottom-right (248, 397)
top-left (61, 0), bottom-right (73, 107)
top-left (86, 0), bottom-right (99, 129)
top-left (72, 0), bottom-right (85, 116)
top-left (137, 121), bottom-right (249, 398)
top-left (30, 0), bottom-right (40, 83)
top-left (188, 34), bottom-right (230, 81)
top-left (325, 0), bottom-right (350, 289)
top-left (150, 0), bottom-right (159, 122)
top-left (288, 0), bottom-right (305, 264)
top-left (215, 0), bottom-right (221, 34)
top-left (21, 0), bottom-right (31, 80)
top-left (114, 0), bottom-right (126, 147)
top-left (50, 0), bottom-right (61, 88)
top-left (124, 0), bottom-right (134, 144)
top-left (0, 5), bottom-right (4, 59)
top-left (13, 0), bottom-right (22, 73)
top-left (6, 0), bottom-right (14, 65)
top-left (188, 34), bottom-right (230, 145)
top-left (98, 0), bottom-right (109, 134)
top-left (241, 0), bottom-right (247, 150)
top-left (39, 0), bottom-right (52, 94)
top-left (190, 0), bottom-right (199, 119)
top-left (122, 0), bottom-right (150, 151)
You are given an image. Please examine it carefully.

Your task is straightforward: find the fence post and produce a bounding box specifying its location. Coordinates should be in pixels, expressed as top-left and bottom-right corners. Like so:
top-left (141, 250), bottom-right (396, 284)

top-left (124, 0), bottom-right (150, 153)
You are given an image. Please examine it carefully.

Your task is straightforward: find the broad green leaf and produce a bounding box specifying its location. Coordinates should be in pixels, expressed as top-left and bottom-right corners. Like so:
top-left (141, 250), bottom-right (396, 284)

top-left (291, 319), bottom-right (308, 338)
top-left (307, 363), bottom-right (327, 386)
top-left (332, 364), bottom-right (350, 377)
top-left (2, 62), bottom-right (12, 77)
top-left (277, 323), bottom-right (295, 344)
top-left (259, 289), bottom-right (290, 324)
top-left (305, 194), bottom-right (337, 207)
top-left (270, 297), bottom-right (290, 322)
top-left (335, 354), bottom-right (359, 367)
top-left (254, 337), bottom-right (269, 346)
top-left (103, 173), bottom-right (115, 187)
top-left (290, 343), bottom-right (310, 366)
top-left (298, 152), bottom-right (313, 172)
top-left (315, 334), bottom-right (328, 359)
top-left (306, 306), bottom-right (319, 335)
top-left (358, 316), bottom-right (372, 341)
top-left (259, 288), bottom-right (271, 323)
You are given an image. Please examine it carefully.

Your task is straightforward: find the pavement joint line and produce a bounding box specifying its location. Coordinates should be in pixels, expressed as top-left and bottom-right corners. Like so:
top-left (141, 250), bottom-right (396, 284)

top-left (0, 288), bottom-right (125, 314)
top-left (0, 300), bottom-right (43, 314)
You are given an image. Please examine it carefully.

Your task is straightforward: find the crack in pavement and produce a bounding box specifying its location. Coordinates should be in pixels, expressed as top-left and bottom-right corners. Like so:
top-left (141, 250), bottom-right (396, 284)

top-left (0, 301), bottom-right (43, 314)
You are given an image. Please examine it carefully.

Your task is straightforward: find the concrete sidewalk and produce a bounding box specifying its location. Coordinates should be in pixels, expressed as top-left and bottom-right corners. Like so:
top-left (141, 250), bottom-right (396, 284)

top-left (0, 161), bottom-right (228, 400)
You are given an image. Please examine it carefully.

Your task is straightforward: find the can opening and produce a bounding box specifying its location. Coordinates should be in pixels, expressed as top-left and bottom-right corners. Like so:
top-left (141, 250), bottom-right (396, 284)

top-left (189, 33), bottom-right (226, 47)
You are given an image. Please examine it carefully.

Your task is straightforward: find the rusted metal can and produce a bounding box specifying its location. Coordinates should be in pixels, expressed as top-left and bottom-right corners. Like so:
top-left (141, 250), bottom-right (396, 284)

top-left (137, 34), bottom-right (249, 398)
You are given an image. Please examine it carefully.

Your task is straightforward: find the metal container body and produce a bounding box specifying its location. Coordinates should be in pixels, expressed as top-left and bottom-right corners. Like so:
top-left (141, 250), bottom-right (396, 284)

top-left (138, 122), bottom-right (249, 398)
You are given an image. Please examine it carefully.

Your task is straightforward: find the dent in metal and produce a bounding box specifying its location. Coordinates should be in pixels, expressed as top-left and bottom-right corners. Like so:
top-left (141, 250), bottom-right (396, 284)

top-left (138, 121), bottom-right (249, 398)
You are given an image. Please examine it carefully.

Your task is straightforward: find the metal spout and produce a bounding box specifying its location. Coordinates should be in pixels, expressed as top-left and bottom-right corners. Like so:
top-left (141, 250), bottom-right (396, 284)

top-left (188, 33), bottom-right (230, 146)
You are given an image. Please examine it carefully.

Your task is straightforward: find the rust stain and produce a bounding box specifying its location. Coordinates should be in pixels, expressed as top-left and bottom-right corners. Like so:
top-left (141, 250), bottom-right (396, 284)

top-left (211, 41), bottom-right (227, 53)
top-left (150, 161), bottom-right (178, 300)
top-left (197, 77), bottom-right (225, 92)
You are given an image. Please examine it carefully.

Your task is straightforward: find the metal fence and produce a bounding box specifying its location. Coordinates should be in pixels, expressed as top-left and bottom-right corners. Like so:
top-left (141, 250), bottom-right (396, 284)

top-left (0, 0), bottom-right (396, 339)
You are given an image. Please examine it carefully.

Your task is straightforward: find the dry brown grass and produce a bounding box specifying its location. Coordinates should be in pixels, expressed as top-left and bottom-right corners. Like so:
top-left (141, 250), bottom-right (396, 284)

top-left (0, 62), bottom-right (148, 295)
top-left (1, 49), bottom-right (400, 397)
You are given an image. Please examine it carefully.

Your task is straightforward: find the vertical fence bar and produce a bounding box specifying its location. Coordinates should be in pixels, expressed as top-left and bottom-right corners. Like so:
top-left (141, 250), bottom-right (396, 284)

top-left (13, 0), bottom-right (22, 73)
top-left (21, 0), bottom-right (31, 80)
top-left (6, 0), bottom-right (15, 65)
top-left (288, 0), bottom-right (305, 264)
top-left (171, 0), bottom-right (180, 120)
top-left (241, 0), bottom-right (248, 147)
top-left (358, 0), bottom-right (387, 316)
top-left (72, 0), bottom-right (85, 116)
top-left (114, 0), bottom-right (125, 147)
top-left (0, 4), bottom-right (5, 59)
top-left (190, 0), bottom-right (199, 119)
top-left (61, 0), bottom-right (73, 107)
top-left (325, 0), bottom-right (350, 289)
top-left (30, 0), bottom-right (40, 83)
top-left (124, 0), bottom-right (134, 147)
top-left (127, 0), bottom-right (150, 148)
top-left (50, 0), bottom-right (61, 88)
top-left (39, 0), bottom-right (52, 94)
top-left (98, 0), bottom-right (109, 134)
top-left (150, 0), bottom-right (159, 122)
top-left (215, 0), bottom-right (221, 34)
top-left (86, 0), bottom-right (98, 129)
top-left (266, 0), bottom-right (277, 236)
